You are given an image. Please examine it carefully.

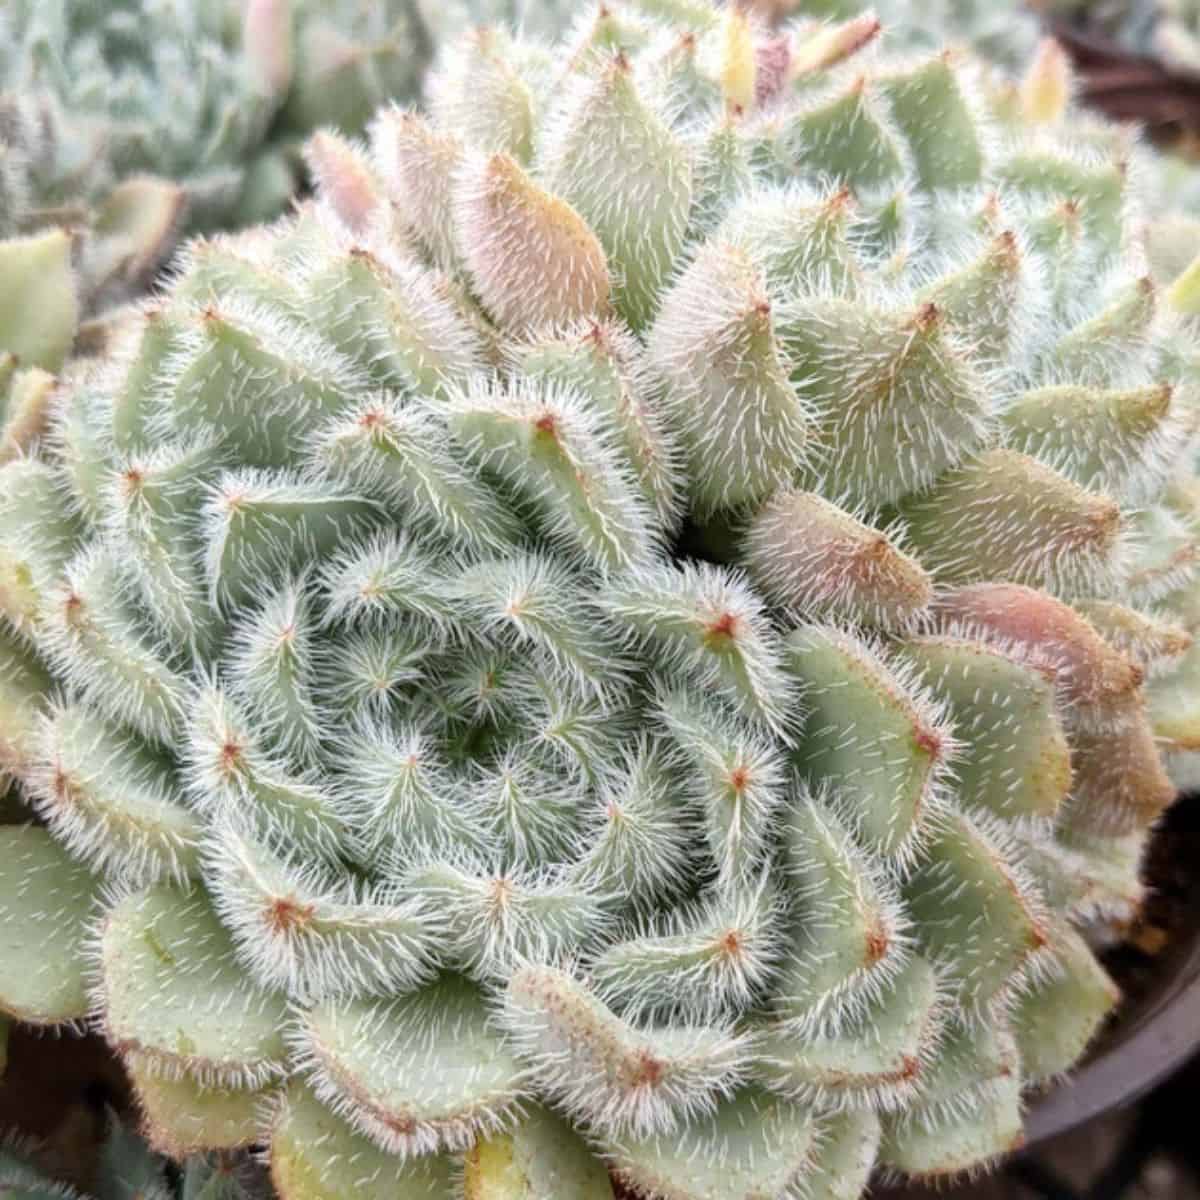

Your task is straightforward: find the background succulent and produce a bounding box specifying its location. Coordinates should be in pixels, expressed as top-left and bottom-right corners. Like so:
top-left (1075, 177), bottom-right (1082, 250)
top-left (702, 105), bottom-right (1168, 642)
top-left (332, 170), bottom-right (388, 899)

top-left (757, 0), bottom-right (1044, 72)
top-left (2, 4), bottom-right (1200, 1200)
top-left (0, 1), bottom-right (593, 437)
top-left (0, 0), bottom-right (294, 234)
top-left (0, 1117), bottom-right (265, 1200)
top-left (0, 0), bottom-right (585, 240)
top-left (0, 0), bottom-right (553, 503)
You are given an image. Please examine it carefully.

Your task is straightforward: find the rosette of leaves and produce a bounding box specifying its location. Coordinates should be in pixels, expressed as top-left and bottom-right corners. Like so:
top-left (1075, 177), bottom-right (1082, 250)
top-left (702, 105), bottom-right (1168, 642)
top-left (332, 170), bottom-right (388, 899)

top-left (0, 0), bottom-right (280, 456)
top-left (1, 5), bottom-right (1199, 1200)
top-left (0, 0), bottom-right (296, 232)
top-left (0, 0), bottom-right (590, 411)
top-left (0, 0), bottom-right (585, 242)
top-left (0, 0), bottom-right (422, 471)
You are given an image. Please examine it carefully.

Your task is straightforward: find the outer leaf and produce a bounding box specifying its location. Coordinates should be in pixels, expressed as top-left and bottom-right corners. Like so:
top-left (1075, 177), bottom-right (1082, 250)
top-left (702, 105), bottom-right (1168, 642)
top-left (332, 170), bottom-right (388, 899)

top-left (270, 1081), bottom-right (458, 1200)
top-left (29, 703), bottom-right (202, 886)
top-left (605, 1087), bottom-right (818, 1200)
top-left (126, 1048), bottom-right (272, 1156)
top-left (500, 963), bottom-right (752, 1138)
top-left (99, 884), bottom-right (290, 1087)
top-left (0, 825), bottom-right (99, 1025)
top-left (897, 636), bottom-right (1071, 822)
top-left (1013, 924), bottom-right (1118, 1085)
top-left (0, 230), bottom-right (78, 371)
top-left (464, 1105), bottom-right (614, 1200)
top-left (784, 625), bottom-right (955, 859)
top-left (903, 812), bottom-right (1047, 1006)
top-left (297, 975), bottom-right (528, 1158)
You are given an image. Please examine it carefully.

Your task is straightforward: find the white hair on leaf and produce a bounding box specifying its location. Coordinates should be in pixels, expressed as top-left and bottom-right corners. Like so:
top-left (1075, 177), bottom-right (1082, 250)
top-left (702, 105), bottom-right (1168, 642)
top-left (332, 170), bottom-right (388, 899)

top-left (499, 961), bottom-right (755, 1139)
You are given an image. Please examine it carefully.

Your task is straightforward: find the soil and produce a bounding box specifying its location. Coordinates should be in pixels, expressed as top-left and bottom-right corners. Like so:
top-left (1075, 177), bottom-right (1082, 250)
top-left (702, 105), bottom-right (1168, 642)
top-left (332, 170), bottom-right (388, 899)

top-left (1092, 795), bottom-right (1200, 1051)
top-left (0, 1024), bottom-right (131, 1192)
top-left (1052, 19), bottom-right (1200, 148)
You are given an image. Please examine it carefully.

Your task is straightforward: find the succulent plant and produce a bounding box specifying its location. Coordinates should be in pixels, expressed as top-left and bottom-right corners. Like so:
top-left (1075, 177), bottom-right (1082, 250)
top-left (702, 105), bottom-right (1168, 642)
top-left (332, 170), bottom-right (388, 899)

top-left (2, 5), bottom-right (1200, 1199)
top-left (0, 1), bottom-right (584, 242)
top-left (281, 1), bottom-right (584, 147)
top-left (0, 0), bottom-right (593, 416)
top-left (0, 0), bottom-right (297, 233)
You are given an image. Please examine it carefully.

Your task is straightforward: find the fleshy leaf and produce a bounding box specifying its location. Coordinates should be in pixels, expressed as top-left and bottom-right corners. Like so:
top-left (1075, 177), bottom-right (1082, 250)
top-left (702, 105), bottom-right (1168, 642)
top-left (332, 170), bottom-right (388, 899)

top-left (605, 1087), bottom-right (818, 1200)
top-left (785, 625), bottom-right (955, 858)
top-left (99, 883), bottom-right (290, 1087)
top-left (270, 1081), bottom-right (458, 1200)
top-left (1013, 924), bottom-right (1118, 1085)
top-left (0, 825), bottom-right (99, 1025)
top-left (464, 1105), bottom-right (614, 1200)
top-left (297, 974), bottom-right (528, 1157)
top-left (125, 1048), bottom-right (272, 1156)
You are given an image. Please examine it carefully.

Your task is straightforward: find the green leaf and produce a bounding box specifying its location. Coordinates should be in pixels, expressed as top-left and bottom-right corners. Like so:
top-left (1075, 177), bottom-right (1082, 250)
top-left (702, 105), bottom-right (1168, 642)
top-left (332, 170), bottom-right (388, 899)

top-left (0, 825), bottom-right (99, 1025)
top-left (897, 636), bottom-right (1071, 822)
top-left (756, 955), bottom-right (941, 1111)
top-left (299, 247), bottom-right (484, 395)
top-left (511, 319), bottom-right (683, 532)
top-left (1003, 381), bottom-right (1178, 505)
top-left (38, 547), bottom-right (191, 748)
top-left (167, 303), bottom-right (364, 469)
top-left (99, 884), bottom-right (290, 1087)
top-left (648, 241), bottom-right (812, 515)
top-left (715, 185), bottom-right (862, 297)
top-left (269, 1082), bottom-right (458, 1200)
top-left (30, 703), bottom-right (202, 886)
top-left (655, 688), bottom-right (786, 886)
top-left (904, 811), bottom-right (1046, 1005)
top-left (785, 625), bottom-right (951, 858)
top-left (898, 449), bottom-right (1123, 598)
top-left (449, 377), bottom-right (657, 572)
top-left (880, 1018), bottom-right (1024, 1178)
top-left (185, 685), bottom-right (346, 864)
top-left (771, 81), bottom-right (907, 194)
top-left (877, 57), bottom-right (985, 191)
top-left (774, 795), bottom-right (909, 1015)
top-left (606, 1087), bottom-right (818, 1200)
top-left (501, 963), bottom-right (751, 1138)
top-left (920, 229), bottom-right (1026, 368)
top-left (465, 1105), bottom-right (614, 1200)
top-left (125, 1049), bottom-right (273, 1157)
top-left (0, 230), bottom-right (78, 371)
top-left (0, 460), bottom-right (82, 632)
top-left (804, 1110), bottom-right (881, 1200)
top-left (203, 471), bottom-right (380, 611)
top-left (0, 622), bottom-right (52, 783)
top-left (777, 295), bottom-right (990, 507)
top-left (602, 562), bottom-right (796, 738)
top-left (298, 975), bottom-right (527, 1156)
top-left (1013, 924), bottom-right (1117, 1084)
top-left (428, 28), bottom-right (536, 161)
top-left (541, 57), bottom-right (692, 329)
top-left (745, 491), bottom-right (931, 630)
